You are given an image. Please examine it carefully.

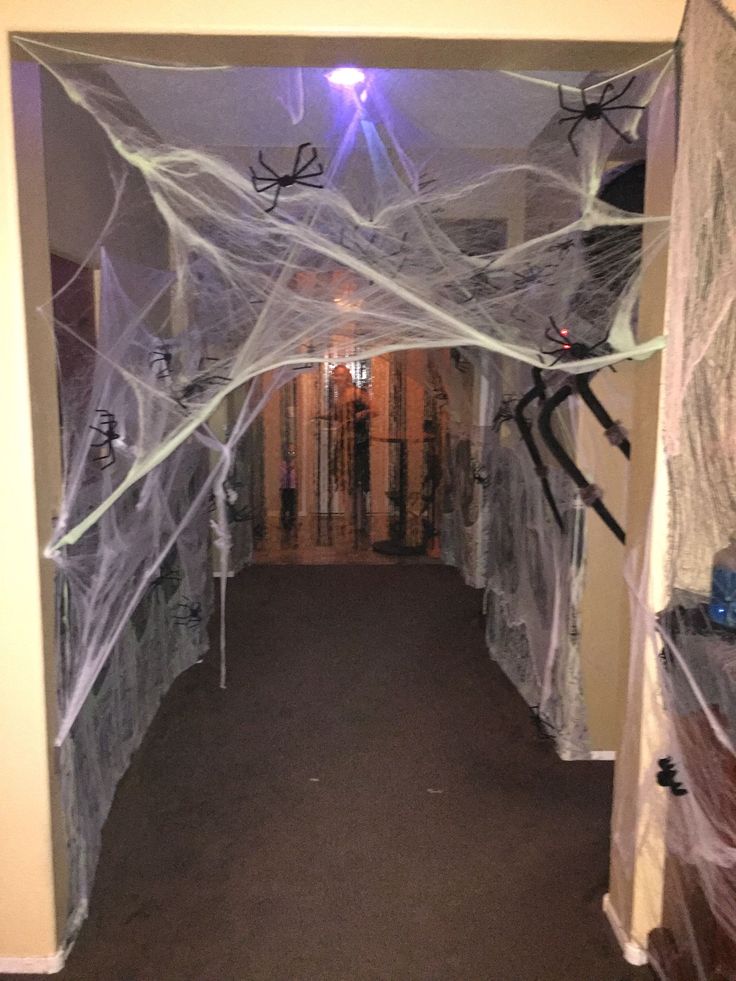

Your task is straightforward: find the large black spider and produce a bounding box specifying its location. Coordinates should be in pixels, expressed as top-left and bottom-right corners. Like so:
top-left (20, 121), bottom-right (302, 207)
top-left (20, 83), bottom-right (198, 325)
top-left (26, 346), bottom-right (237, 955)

top-left (557, 77), bottom-right (645, 157)
top-left (89, 409), bottom-right (120, 470)
top-left (249, 142), bottom-right (324, 213)
top-left (542, 316), bottom-right (610, 366)
top-left (174, 597), bottom-right (202, 630)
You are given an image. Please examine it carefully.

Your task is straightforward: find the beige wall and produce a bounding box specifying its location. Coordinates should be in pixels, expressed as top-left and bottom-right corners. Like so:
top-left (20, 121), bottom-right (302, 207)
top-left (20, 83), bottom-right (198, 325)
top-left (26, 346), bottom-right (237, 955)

top-left (577, 363), bottom-right (636, 752)
top-left (606, 73), bottom-right (677, 954)
top-left (1, 0), bottom-right (684, 964)
top-left (1, 60), bottom-right (67, 962)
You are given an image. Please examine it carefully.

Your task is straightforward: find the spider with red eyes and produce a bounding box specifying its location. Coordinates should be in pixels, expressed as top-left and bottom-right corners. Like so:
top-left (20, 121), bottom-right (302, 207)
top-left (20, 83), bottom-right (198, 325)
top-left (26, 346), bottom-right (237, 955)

top-left (542, 316), bottom-right (610, 366)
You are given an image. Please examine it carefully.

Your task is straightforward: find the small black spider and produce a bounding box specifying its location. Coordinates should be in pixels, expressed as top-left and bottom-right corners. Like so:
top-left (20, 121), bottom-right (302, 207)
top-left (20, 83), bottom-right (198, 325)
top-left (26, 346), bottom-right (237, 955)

top-left (529, 705), bottom-right (558, 742)
top-left (89, 409), bottom-right (120, 470)
top-left (471, 459), bottom-right (491, 488)
top-left (173, 373), bottom-right (231, 412)
top-left (513, 265), bottom-right (549, 289)
top-left (541, 317), bottom-right (610, 366)
top-left (174, 597), bottom-right (202, 630)
top-left (656, 756), bottom-right (688, 797)
top-left (249, 142), bottom-right (324, 213)
top-left (149, 345), bottom-right (173, 380)
top-left (550, 238), bottom-right (575, 254)
top-left (558, 77), bottom-right (645, 157)
top-left (492, 395), bottom-right (518, 432)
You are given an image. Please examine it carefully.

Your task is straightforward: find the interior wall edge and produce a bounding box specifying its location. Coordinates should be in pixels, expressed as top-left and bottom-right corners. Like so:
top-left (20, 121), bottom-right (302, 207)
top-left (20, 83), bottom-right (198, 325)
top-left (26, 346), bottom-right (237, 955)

top-left (10, 33), bottom-right (675, 72)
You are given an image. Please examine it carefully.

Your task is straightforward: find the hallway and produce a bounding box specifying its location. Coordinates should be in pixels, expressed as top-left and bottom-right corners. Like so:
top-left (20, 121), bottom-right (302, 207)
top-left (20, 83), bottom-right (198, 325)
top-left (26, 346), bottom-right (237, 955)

top-left (36, 566), bottom-right (649, 980)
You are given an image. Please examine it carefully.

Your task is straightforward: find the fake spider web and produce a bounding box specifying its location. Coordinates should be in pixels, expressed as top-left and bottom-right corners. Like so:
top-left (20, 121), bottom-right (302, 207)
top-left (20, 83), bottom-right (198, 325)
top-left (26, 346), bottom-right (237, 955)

top-left (16, 35), bottom-right (676, 931)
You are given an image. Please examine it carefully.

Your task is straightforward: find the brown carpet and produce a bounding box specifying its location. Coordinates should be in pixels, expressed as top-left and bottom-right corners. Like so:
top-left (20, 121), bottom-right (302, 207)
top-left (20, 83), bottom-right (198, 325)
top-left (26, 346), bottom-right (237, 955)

top-left (10, 565), bottom-right (653, 980)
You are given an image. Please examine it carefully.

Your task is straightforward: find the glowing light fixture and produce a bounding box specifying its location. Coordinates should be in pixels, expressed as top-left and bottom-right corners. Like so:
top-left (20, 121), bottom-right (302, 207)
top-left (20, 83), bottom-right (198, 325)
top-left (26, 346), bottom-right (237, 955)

top-left (326, 66), bottom-right (366, 88)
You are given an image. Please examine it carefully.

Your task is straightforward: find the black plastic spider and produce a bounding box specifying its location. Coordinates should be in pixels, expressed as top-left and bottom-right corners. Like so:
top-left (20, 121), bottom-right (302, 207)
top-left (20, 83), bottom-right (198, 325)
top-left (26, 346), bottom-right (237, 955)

top-left (173, 373), bottom-right (230, 411)
top-left (656, 756), bottom-right (688, 797)
top-left (89, 409), bottom-right (120, 470)
top-left (174, 597), bottom-right (202, 629)
top-left (491, 395), bottom-right (518, 432)
top-left (557, 77), bottom-right (645, 157)
top-left (149, 345), bottom-right (173, 380)
top-left (542, 317), bottom-right (610, 366)
top-left (249, 142), bottom-right (324, 213)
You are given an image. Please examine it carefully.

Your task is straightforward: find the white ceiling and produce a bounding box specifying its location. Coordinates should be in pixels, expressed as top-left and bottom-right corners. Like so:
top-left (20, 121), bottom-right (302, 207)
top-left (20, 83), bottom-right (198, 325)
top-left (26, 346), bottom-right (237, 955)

top-left (104, 65), bottom-right (595, 150)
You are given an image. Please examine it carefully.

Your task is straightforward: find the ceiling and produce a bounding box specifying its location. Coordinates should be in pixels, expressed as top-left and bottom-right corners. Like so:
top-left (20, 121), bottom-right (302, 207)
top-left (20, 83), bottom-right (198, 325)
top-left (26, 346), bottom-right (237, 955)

top-left (103, 64), bottom-right (636, 151)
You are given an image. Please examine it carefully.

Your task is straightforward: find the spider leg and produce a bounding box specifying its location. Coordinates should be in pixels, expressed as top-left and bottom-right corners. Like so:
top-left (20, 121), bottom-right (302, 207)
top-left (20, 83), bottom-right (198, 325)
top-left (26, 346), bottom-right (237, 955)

top-left (293, 179), bottom-right (324, 189)
top-left (294, 166), bottom-right (324, 181)
top-left (566, 116), bottom-right (584, 156)
top-left (294, 146), bottom-right (322, 178)
top-left (603, 104), bottom-right (646, 112)
top-left (558, 114), bottom-right (582, 124)
top-left (557, 85), bottom-right (576, 113)
top-left (601, 75), bottom-right (636, 105)
top-left (576, 373), bottom-right (631, 459)
top-left (538, 382), bottom-right (625, 544)
top-left (292, 142), bottom-right (310, 171)
top-left (97, 444), bottom-right (116, 470)
top-left (601, 112), bottom-right (633, 143)
top-left (544, 351), bottom-right (566, 367)
top-left (545, 317), bottom-right (565, 343)
top-left (513, 373), bottom-right (565, 530)
top-left (264, 185), bottom-right (281, 213)
top-left (595, 82), bottom-right (615, 106)
top-left (257, 151), bottom-right (281, 179)
top-left (251, 176), bottom-right (280, 192)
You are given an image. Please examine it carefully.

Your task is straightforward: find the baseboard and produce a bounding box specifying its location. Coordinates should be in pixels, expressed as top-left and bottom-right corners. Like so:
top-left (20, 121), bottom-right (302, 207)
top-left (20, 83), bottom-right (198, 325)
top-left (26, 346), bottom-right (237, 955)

top-left (590, 750), bottom-right (617, 761)
top-left (602, 892), bottom-right (649, 966)
top-left (0, 949), bottom-right (66, 974)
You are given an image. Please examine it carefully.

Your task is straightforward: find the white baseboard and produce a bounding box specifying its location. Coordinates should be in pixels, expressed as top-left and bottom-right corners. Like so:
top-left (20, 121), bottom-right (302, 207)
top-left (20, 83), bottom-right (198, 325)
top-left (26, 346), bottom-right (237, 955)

top-left (590, 750), bottom-right (617, 761)
top-left (602, 892), bottom-right (649, 966)
top-left (0, 949), bottom-right (66, 974)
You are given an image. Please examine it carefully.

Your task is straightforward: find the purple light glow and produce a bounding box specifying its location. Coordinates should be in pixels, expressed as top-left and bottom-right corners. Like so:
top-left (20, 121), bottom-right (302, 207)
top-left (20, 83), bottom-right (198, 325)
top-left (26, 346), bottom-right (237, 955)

top-left (326, 66), bottom-right (366, 88)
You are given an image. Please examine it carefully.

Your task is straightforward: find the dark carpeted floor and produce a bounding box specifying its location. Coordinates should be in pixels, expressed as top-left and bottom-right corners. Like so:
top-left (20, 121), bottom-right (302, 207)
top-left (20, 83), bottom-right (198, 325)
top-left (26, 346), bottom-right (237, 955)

top-left (13, 565), bottom-right (654, 981)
